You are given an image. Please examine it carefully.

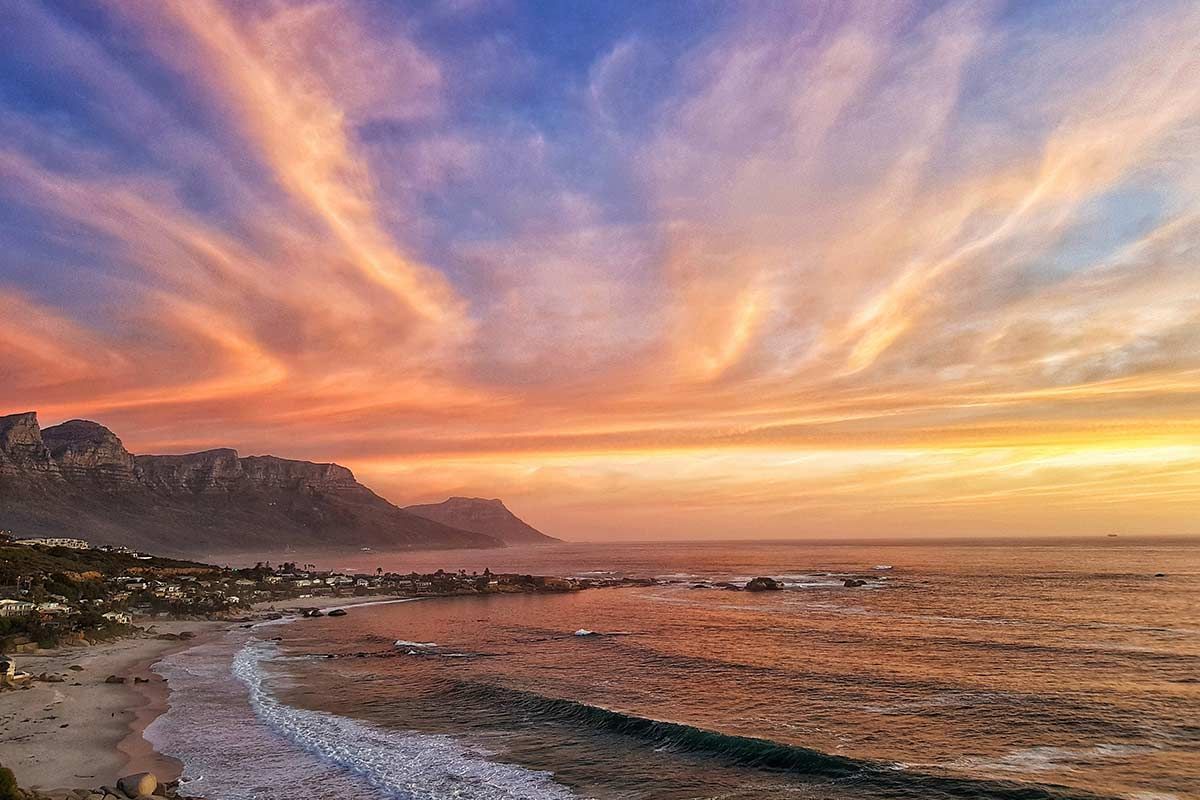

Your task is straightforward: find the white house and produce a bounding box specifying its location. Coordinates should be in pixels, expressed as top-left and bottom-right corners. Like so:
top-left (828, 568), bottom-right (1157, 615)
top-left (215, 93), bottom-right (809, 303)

top-left (14, 536), bottom-right (90, 549)
top-left (0, 599), bottom-right (36, 617)
top-left (102, 611), bottom-right (133, 625)
top-left (35, 602), bottom-right (72, 615)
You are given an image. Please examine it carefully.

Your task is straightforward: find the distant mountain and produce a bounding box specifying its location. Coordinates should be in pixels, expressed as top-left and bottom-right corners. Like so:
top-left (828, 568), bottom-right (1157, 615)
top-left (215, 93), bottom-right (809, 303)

top-left (0, 411), bottom-right (502, 556)
top-left (405, 497), bottom-right (558, 544)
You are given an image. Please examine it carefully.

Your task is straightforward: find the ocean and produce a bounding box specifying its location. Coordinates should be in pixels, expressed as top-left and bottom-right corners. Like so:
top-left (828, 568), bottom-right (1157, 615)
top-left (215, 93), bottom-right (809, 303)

top-left (148, 539), bottom-right (1199, 800)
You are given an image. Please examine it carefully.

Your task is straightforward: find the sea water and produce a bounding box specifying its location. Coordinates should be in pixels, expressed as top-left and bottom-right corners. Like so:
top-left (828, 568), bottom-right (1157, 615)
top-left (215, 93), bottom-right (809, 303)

top-left (148, 539), bottom-right (1199, 799)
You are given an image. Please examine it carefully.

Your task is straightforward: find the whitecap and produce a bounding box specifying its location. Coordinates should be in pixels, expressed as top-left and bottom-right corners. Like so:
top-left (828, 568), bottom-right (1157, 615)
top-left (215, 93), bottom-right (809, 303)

top-left (233, 639), bottom-right (578, 800)
top-left (394, 640), bottom-right (438, 648)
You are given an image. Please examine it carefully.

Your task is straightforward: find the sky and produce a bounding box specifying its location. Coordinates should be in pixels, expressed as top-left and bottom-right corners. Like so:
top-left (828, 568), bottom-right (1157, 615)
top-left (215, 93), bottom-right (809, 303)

top-left (0, 0), bottom-right (1197, 541)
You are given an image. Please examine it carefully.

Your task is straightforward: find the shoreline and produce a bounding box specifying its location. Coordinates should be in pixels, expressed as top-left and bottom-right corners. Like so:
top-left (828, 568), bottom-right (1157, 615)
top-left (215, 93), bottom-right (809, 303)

top-left (0, 620), bottom-right (223, 791)
top-left (1, 591), bottom-right (529, 795)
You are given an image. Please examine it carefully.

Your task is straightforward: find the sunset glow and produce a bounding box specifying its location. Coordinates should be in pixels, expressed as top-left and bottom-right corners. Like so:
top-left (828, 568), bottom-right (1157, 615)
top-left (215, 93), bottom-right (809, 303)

top-left (2, 1), bottom-right (1198, 539)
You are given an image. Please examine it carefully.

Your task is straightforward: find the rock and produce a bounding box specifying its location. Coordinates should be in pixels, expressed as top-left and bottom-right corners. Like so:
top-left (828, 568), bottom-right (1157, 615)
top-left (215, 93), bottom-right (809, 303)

top-left (41, 419), bottom-right (138, 486)
top-left (328, 609), bottom-right (347, 617)
top-left (843, 578), bottom-right (867, 587)
top-left (134, 676), bottom-right (150, 683)
top-left (117, 773), bottom-right (157, 798)
top-left (104, 675), bottom-right (126, 684)
top-left (1154, 573), bottom-right (1166, 577)
top-left (745, 576), bottom-right (782, 592)
top-left (68, 665), bottom-right (84, 671)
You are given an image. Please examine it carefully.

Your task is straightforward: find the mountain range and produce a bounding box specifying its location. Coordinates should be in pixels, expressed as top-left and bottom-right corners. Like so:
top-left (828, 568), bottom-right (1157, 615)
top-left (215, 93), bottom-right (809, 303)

top-left (0, 411), bottom-right (556, 556)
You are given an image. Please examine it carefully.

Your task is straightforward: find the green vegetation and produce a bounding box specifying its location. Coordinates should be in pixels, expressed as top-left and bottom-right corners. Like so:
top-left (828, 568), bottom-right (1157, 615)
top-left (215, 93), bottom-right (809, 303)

top-left (0, 608), bottom-right (129, 649)
top-left (0, 544), bottom-right (212, 585)
top-left (0, 763), bottom-right (19, 800)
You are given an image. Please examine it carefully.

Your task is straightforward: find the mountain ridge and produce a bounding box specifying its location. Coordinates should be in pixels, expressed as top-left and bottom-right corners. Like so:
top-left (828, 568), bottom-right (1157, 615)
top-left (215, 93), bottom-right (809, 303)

top-left (0, 411), bottom-right (503, 556)
top-left (404, 496), bottom-right (559, 544)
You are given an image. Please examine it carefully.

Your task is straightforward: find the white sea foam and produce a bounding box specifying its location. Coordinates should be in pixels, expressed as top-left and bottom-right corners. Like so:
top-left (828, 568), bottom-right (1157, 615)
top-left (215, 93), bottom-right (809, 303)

top-left (232, 639), bottom-right (578, 800)
top-left (952, 744), bottom-right (1159, 774)
top-left (393, 640), bottom-right (438, 648)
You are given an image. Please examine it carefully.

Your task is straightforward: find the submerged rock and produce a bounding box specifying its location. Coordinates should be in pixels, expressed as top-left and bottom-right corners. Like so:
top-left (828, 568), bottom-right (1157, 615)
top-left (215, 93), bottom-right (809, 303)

top-left (843, 578), bottom-right (867, 587)
top-left (328, 608), bottom-right (347, 617)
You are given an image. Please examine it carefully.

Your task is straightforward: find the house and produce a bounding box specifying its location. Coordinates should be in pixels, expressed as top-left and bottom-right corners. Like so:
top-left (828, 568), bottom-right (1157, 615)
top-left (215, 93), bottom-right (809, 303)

top-left (0, 599), bottom-right (36, 618)
top-left (36, 602), bottom-right (72, 615)
top-left (102, 611), bottom-right (133, 625)
top-left (14, 536), bottom-right (90, 549)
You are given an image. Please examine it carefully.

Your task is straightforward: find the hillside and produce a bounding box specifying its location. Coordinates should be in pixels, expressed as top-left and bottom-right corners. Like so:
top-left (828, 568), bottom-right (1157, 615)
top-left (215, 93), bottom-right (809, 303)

top-left (404, 497), bottom-right (558, 544)
top-left (0, 412), bottom-right (502, 556)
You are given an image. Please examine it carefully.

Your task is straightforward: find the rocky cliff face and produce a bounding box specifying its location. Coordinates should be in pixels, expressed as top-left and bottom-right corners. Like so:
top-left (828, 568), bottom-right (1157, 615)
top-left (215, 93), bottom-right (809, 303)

top-left (0, 411), bottom-right (61, 477)
top-left (0, 411), bottom-right (503, 555)
top-left (404, 496), bottom-right (558, 544)
top-left (42, 419), bottom-right (138, 485)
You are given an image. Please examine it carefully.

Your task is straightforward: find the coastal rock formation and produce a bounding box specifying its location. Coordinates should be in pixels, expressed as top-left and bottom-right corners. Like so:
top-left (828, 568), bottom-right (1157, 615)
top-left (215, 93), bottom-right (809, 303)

top-left (745, 576), bottom-right (782, 592)
top-left (0, 411), bottom-right (503, 556)
top-left (404, 497), bottom-right (558, 544)
top-left (117, 772), bottom-right (157, 797)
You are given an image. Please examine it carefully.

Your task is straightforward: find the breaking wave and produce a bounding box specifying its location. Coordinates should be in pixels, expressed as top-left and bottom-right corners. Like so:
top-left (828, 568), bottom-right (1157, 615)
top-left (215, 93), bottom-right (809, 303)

top-left (232, 640), bottom-right (577, 800)
top-left (446, 682), bottom-right (1108, 800)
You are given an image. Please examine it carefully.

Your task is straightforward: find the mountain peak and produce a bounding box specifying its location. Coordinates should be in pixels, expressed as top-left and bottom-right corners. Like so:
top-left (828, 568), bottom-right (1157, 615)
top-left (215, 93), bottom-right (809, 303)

top-left (42, 418), bottom-right (135, 485)
top-left (0, 411), bottom-right (504, 555)
top-left (0, 410), bottom-right (60, 477)
top-left (405, 497), bottom-right (558, 544)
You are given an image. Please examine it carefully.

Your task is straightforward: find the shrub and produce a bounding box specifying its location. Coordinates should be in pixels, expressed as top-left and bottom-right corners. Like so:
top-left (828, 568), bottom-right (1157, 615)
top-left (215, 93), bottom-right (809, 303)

top-left (0, 763), bottom-right (19, 800)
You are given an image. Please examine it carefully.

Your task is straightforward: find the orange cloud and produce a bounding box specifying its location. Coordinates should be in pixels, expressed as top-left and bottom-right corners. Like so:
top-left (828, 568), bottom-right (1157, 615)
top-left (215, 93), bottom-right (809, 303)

top-left (0, 0), bottom-right (1197, 539)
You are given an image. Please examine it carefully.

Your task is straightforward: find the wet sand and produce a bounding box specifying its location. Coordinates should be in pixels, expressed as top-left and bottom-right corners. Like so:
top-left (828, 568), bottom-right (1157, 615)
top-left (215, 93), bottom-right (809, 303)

top-left (0, 621), bottom-right (221, 792)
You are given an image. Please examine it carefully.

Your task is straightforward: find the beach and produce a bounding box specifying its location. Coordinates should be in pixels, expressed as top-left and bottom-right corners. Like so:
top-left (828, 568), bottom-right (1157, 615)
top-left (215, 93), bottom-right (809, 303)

top-left (0, 620), bottom-right (221, 793)
top-left (0, 595), bottom-right (401, 794)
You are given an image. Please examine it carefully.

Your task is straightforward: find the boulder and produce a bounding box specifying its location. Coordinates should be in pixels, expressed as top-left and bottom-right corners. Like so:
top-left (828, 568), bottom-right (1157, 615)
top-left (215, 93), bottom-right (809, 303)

top-left (104, 675), bottom-right (126, 684)
top-left (744, 576), bottom-right (782, 592)
top-left (117, 773), bottom-right (157, 798)
top-left (843, 578), bottom-right (867, 587)
top-left (328, 609), bottom-right (347, 617)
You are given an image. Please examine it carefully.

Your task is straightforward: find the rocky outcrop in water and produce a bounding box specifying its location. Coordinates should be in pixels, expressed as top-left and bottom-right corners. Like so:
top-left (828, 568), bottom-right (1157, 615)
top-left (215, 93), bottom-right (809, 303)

top-left (745, 576), bottom-right (782, 592)
top-left (0, 411), bottom-right (502, 556)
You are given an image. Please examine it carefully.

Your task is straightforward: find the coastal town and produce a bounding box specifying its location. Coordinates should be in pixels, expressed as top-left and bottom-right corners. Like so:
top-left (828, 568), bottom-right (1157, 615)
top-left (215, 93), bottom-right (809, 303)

top-left (0, 530), bottom-right (597, 800)
top-left (0, 529), bottom-right (585, 661)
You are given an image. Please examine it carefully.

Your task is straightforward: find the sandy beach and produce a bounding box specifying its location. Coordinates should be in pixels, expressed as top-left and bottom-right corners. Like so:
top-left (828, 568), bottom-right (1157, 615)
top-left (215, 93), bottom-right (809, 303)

top-left (0, 620), bottom-right (222, 793)
top-left (0, 594), bottom-right (403, 795)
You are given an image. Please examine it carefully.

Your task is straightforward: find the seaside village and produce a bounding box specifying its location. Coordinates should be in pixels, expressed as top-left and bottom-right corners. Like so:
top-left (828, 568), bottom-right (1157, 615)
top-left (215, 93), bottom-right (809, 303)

top-left (0, 530), bottom-right (597, 799)
top-left (0, 529), bottom-right (580, 680)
